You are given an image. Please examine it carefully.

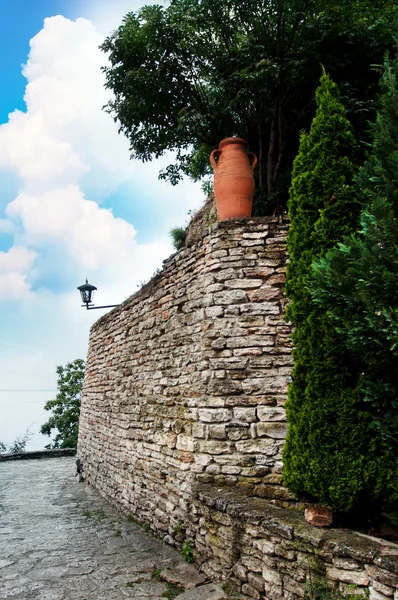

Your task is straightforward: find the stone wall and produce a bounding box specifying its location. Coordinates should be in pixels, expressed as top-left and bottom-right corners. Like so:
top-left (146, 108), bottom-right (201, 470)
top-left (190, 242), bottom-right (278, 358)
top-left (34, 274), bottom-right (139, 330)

top-left (78, 216), bottom-right (293, 542)
top-left (78, 215), bottom-right (398, 599)
top-left (193, 487), bottom-right (398, 600)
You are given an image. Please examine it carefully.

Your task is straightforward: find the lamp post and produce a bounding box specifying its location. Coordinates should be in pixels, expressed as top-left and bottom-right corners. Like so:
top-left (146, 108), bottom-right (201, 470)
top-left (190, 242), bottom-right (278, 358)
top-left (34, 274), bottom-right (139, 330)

top-left (77, 279), bottom-right (118, 310)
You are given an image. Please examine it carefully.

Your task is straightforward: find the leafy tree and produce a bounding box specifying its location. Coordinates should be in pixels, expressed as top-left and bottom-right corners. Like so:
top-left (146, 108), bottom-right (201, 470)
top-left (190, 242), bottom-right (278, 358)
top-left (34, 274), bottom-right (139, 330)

top-left (309, 56), bottom-right (398, 517)
top-left (41, 359), bottom-right (85, 449)
top-left (283, 71), bottom-right (364, 514)
top-left (101, 0), bottom-right (397, 212)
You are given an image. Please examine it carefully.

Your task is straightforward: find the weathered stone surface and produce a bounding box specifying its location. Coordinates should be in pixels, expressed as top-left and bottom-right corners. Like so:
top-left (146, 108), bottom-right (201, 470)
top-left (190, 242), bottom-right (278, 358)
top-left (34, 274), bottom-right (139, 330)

top-left (305, 506), bottom-right (333, 527)
top-left (262, 566), bottom-right (283, 586)
top-left (370, 588), bottom-right (392, 600)
top-left (160, 563), bottom-right (208, 589)
top-left (256, 422), bottom-right (288, 439)
top-left (372, 580), bottom-right (395, 597)
top-left (0, 457), bottom-right (183, 600)
top-left (78, 217), bottom-right (291, 544)
top-left (73, 219), bottom-right (398, 600)
top-left (176, 583), bottom-right (227, 600)
top-left (326, 567), bottom-right (369, 586)
top-left (257, 407), bottom-right (286, 422)
top-left (193, 486), bottom-right (398, 599)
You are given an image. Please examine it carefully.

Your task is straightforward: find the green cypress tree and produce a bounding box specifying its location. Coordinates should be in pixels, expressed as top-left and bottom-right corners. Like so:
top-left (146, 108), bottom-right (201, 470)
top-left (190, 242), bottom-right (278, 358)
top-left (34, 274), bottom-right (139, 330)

top-left (310, 57), bottom-right (398, 517)
top-left (283, 71), bottom-right (366, 513)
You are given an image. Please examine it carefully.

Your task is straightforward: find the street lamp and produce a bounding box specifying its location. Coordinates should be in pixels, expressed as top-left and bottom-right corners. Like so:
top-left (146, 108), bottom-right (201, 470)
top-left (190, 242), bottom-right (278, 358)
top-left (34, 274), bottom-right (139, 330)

top-left (77, 279), bottom-right (118, 310)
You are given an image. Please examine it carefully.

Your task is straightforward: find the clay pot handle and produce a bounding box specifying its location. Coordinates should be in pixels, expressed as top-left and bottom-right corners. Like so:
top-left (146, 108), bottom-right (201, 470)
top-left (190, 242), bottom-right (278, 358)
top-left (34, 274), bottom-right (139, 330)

top-left (210, 149), bottom-right (222, 171)
top-left (248, 152), bottom-right (258, 170)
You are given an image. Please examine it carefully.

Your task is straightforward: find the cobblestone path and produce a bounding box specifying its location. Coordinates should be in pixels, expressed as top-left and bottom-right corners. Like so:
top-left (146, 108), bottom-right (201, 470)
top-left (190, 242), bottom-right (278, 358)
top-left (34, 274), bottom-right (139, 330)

top-left (0, 457), bottom-right (189, 600)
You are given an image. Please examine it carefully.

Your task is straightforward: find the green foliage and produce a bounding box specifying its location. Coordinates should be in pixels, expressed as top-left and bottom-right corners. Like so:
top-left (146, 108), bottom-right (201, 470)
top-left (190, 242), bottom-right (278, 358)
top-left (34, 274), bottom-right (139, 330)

top-left (101, 0), bottom-right (397, 212)
top-left (41, 359), bottom-right (85, 449)
top-left (152, 569), bottom-right (162, 580)
top-left (283, 72), bottom-right (363, 513)
top-left (8, 430), bottom-right (32, 453)
top-left (181, 539), bottom-right (194, 563)
top-left (170, 226), bottom-right (186, 251)
top-left (309, 56), bottom-right (398, 516)
top-left (0, 429), bottom-right (32, 454)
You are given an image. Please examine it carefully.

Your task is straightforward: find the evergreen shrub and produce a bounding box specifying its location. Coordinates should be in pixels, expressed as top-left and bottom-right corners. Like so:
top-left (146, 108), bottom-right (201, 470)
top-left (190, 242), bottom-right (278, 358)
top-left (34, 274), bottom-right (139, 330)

top-left (310, 57), bottom-right (398, 517)
top-left (283, 71), bottom-right (366, 514)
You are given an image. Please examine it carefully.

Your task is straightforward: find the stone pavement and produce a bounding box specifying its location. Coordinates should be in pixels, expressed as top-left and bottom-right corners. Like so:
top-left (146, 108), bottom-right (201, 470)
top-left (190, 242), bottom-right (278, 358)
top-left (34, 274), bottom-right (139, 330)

top-left (0, 457), bottom-right (226, 600)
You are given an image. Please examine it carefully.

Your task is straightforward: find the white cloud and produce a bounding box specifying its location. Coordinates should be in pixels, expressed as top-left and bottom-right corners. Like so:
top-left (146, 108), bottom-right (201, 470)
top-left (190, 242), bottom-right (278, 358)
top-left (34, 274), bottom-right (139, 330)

top-left (0, 4), bottom-right (204, 448)
top-left (0, 246), bottom-right (37, 273)
top-left (0, 247), bottom-right (37, 301)
top-left (0, 13), bottom-right (202, 298)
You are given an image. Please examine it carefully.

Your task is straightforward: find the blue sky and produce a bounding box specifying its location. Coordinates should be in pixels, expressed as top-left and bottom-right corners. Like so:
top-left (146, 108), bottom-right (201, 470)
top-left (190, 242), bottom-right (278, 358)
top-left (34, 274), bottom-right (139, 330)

top-left (0, 0), bottom-right (202, 448)
top-left (0, 0), bottom-right (80, 122)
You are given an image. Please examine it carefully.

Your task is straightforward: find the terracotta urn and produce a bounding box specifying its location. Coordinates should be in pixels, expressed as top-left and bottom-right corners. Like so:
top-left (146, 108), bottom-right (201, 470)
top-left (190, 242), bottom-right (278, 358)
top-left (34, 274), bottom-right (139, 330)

top-left (210, 137), bottom-right (257, 221)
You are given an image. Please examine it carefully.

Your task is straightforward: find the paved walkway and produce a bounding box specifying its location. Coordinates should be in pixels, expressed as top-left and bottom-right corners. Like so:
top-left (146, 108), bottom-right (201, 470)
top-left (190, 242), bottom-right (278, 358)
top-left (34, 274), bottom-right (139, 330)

top-left (0, 457), bottom-right (203, 600)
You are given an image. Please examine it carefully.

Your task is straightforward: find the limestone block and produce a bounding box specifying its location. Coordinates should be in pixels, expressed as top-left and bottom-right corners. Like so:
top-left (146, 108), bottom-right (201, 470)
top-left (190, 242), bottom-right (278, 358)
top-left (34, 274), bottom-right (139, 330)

top-left (326, 567), bottom-right (369, 586)
top-left (232, 562), bottom-right (247, 581)
top-left (221, 465), bottom-right (242, 475)
top-left (257, 406), bottom-right (286, 422)
top-left (240, 303), bottom-right (280, 315)
top-left (226, 335), bottom-right (275, 349)
top-left (208, 425), bottom-right (227, 440)
top-left (244, 267), bottom-right (274, 279)
top-left (367, 567), bottom-right (398, 588)
top-left (372, 581), bottom-right (395, 597)
top-left (206, 463), bottom-right (221, 475)
top-left (207, 379), bottom-right (242, 395)
top-left (176, 435), bottom-right (196, 452)
top-left (235, 439), bottom-right (276, 455)
top-left (233, 348), bottom-right (263, 356)
top-left (197, 441), bottom-right (234, 455)
top-left (333, 558), bottom-right (362, 571)
top-left (242, 583), bottom-right (261, 599)
top-left (192, 423), bottom-right (206, 439)
top-left (209, 357), bottom-right (248, 370)
top-left (207, 284), bottom-right (225, 293)
top-left (284, 576), bottom-right (306, 597)
top-left (224, 278), bottom-right (263, 289)
top-left (262, 566), bottom-right (283, 586)
top-left (248, 572), bottom-right (266, 592)
top-left (248, 288), bottom-right (283, 303)
top-left (242, 377), bottom-right (288, 394)
top-left (256, 422), bottom-right (288, 439)
top-left (370, 589), bottom-right (392, 600)
top-left (253, 539), bottom-right (275, 555)
top-left (214, 268), bottom-right (239, 281)
top-left (241, 556), bottom-right (265, 573)
top-left (243, 232), bottom-right (268, 239)
top-left (198, 409), bottom-right (233, 423)
top-left (194, 454), bottom-right (214, 466)
top-left (213, 290), bottom-right (247, 305)
top-left (233, 407), bottom-right (257, 423)
top-left (205, 306), bottom-right (224, 318)
top-left (263, 581), bottom-right (284, 600)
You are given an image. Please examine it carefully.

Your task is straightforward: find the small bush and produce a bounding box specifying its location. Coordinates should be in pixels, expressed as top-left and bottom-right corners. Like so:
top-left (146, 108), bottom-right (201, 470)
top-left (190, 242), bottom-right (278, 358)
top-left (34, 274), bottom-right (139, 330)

top-left (181, 539), bottom-right (194, 563)
top-left (170, 227), bottom-right (186, 250)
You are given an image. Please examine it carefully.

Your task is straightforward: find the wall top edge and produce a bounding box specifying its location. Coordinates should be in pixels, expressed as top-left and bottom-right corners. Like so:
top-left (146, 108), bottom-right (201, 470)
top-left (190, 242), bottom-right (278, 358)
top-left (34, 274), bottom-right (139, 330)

top-left (89, 215), bottom-right (289, 333)
top-left (195, 485), bottom-right (398, 557)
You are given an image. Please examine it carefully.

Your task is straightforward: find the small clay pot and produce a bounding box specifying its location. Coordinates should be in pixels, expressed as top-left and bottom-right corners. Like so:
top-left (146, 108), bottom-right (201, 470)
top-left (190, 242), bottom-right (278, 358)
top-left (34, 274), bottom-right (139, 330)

top-left (210, 137), bottom-right (257, 221)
